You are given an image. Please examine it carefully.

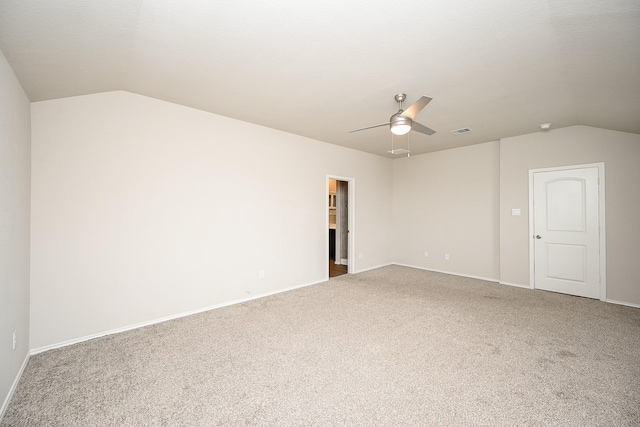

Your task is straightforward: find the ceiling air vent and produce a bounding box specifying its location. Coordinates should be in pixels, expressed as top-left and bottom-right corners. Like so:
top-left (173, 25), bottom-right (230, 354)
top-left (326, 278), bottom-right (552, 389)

top-left (387, 148), bottom-right (410, 155)
top-left (450, 127), bottom-right (473, 135)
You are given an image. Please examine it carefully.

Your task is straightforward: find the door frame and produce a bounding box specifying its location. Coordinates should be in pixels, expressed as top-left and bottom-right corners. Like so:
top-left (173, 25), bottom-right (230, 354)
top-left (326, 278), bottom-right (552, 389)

top-left (326, 175), bottom-right (355, 278)
top-left (528, 162), bottom-right (606, 300)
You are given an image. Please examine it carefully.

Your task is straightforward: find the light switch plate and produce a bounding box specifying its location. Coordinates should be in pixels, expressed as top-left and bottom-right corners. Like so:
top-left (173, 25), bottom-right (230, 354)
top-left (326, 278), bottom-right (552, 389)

top-left (511, 208), bottom-right (521, 216)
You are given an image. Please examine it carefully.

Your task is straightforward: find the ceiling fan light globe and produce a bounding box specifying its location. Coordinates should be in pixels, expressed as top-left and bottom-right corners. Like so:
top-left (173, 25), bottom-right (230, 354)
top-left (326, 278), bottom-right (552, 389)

top-left (390, 113), bottom-right (412, 135)
top-left (391, 124), bottom-right (411, 135)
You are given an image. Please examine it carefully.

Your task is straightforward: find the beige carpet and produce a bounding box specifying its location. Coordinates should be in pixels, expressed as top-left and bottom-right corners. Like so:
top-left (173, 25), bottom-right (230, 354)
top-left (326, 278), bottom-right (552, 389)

top-left (2, 265), bottom-right (640, 426)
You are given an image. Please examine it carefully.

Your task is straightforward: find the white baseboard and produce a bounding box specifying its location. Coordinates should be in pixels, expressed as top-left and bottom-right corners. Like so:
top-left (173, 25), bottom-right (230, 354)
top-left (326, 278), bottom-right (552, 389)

top-left (392, 263), bottom-right (499, 283)
top-left (606, 299), bottom-right (640, 309)
top-left (30, 278), bottom-right (327, 355)
top-left (27, 267), bottom-right (640, 357)
top-left (0, 352), bottom-right (30, 421)
top-left (340, 258), bottom-right (348, 265)
top-left (354, 262), bottom-right (393, 274)
top-left (499, 281), bottom-right (532, 289)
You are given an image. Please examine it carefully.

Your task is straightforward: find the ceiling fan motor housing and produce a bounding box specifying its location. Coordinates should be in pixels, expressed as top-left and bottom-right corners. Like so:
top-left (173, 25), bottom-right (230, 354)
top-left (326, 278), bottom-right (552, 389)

top-left (390, 112), bottom-right (411, 126)
top-left (390, 112), bottom-right (412, 135)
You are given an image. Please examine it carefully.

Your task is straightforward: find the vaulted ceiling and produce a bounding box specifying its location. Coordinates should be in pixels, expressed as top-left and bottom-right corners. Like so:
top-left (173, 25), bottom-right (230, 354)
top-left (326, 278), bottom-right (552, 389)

top-left (1, 0), bottom-right (639, 157)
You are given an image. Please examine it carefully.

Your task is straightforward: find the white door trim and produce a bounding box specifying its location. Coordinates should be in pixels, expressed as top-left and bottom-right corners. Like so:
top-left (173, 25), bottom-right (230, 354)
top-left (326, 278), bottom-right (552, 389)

top-left (528, 163), bottom-right (606, 300)
top-left (326, 175), bottom-right (355, 278)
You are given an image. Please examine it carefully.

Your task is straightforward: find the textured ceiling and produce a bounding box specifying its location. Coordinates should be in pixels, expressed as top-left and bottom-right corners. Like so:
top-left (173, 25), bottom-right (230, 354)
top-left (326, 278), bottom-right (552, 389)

top-left (1, 0), bottom-right (639, 157)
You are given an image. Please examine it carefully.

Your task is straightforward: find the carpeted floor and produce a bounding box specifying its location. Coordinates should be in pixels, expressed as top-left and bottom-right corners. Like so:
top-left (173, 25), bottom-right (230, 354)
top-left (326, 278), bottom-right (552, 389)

top-left (2, 265), bottom-right (640, 426)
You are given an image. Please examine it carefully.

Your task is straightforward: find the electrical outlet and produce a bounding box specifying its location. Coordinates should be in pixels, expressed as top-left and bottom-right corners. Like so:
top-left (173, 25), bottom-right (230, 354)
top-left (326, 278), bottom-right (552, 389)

top-left (444, 254), bottom-right (450, 261)
top-left (259, 270), bottom-right (265, 279)
top-left (424, 252), bottom-right (429, 258)
top-left (12, 331), bottom-right (16, 350)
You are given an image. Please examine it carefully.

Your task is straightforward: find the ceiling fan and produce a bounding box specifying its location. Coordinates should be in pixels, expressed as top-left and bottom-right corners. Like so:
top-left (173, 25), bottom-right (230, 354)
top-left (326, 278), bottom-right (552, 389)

top-left (349, 93), bottom-right (436, 136)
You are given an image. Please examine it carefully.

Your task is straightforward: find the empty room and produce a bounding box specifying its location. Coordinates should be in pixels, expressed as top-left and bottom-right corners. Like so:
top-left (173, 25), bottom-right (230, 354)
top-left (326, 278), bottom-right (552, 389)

top-left (1, 0), bottom-right (639, 425)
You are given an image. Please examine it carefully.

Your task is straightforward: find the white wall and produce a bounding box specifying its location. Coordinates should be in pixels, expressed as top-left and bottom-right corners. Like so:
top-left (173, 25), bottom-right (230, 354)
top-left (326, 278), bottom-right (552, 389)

top-left (391, 141), bottom-right (500, 280)
top-left (21, 89), bottom-right (640, 354)
top-left (391, 126), bottom-right (640, 307)
top-left (0, 50), bottom-right (31, 414)
top-left (500, 126), bottom-right (640, 305)
top-left (30, 91), bottom-right (392, 350)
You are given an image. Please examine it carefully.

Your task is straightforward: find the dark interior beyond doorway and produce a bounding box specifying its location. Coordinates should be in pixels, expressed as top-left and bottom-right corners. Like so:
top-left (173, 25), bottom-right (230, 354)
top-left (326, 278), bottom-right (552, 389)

top-left (328, 178), bottom-right (348, 278)
top-left (329, 260), bottom-right (347, 278)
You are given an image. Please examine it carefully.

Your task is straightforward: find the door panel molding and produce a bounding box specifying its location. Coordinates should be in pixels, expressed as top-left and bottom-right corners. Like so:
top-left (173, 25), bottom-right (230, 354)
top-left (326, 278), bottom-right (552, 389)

top-left (528, 163), bottom-right (606, 300)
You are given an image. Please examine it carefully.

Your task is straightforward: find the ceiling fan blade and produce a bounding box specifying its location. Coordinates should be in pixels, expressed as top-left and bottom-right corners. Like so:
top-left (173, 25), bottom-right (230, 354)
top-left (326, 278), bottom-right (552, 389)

top-left (401, 96), bottom-right (433, 119)
top-left (411, 121), bottom-right (436, 136)
top-left (348, 122), bottom-right (390, 133)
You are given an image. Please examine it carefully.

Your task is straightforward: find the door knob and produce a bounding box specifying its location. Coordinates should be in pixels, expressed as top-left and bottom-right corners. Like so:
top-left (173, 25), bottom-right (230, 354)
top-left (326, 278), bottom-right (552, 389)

top-left (535, 235), bottom-right (542, 239)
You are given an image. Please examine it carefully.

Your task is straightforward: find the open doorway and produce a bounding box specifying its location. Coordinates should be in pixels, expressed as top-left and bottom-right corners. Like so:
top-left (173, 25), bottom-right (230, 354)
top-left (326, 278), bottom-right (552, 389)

top-left (328, 177), bottom-right (353, 278)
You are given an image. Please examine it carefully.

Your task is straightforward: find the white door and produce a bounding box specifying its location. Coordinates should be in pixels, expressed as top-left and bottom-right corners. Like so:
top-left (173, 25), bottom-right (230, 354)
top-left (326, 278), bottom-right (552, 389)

top-left (532, 167), bottom-right (601, 299)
